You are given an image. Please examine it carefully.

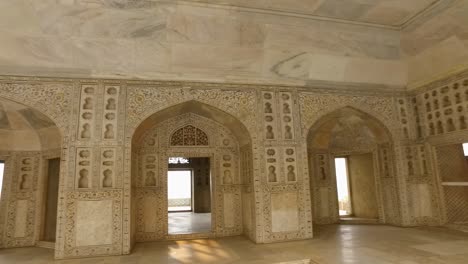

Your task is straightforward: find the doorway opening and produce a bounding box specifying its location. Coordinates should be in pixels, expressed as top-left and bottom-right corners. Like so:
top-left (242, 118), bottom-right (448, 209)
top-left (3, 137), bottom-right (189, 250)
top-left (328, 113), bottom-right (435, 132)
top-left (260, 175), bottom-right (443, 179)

top-left (168, 169), bottom-right (192, 212)
top-left (40, 158), bottom-right (61, 243)
top-left (167, 157), bottom-right (212, 235)
top-left (335, 157), bottom-right (352, 216)
top-left (334, 154), bottom-right (380, 222)
top-left (0, 160), bottom-right (4, 199)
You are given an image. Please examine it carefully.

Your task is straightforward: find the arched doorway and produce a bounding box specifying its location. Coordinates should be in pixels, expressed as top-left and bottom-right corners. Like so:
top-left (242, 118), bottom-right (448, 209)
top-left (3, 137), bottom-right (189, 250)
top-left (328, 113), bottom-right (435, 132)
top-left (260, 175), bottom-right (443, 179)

top-left (307, 107), bottom-right (400, 225)
top-left (0, 97), bottom-right (62, 248)
top-left (130, 101), bottom-right (254, 242)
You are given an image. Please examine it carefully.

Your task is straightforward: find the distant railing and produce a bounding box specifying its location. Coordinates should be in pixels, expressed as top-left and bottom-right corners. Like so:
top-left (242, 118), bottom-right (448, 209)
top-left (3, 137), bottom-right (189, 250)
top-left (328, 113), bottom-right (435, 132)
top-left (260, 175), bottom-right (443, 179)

top-left (168, 198), bottom-right (191, 207)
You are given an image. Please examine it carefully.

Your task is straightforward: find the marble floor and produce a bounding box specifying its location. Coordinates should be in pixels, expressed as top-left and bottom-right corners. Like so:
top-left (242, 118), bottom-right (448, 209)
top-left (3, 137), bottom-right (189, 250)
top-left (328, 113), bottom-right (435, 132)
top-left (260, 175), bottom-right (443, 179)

top-left (168, 212), bottom-right (212, 234)
top-left (2, 225), bottom-right (468, 263)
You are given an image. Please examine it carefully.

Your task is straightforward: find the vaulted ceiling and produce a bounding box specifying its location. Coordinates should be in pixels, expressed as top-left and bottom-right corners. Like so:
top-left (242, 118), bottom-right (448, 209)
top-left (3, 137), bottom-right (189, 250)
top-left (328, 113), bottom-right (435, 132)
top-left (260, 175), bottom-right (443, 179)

top-left (0, 99), bottom-right (55, 131)
top-left (0, 98), bottom-right (60, 151)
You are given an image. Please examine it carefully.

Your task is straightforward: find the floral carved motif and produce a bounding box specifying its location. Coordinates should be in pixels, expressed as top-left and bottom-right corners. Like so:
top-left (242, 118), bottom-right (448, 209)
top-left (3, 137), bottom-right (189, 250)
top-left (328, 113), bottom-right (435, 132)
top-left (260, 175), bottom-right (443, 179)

top-left (170, 125), bottom-right (209, 146)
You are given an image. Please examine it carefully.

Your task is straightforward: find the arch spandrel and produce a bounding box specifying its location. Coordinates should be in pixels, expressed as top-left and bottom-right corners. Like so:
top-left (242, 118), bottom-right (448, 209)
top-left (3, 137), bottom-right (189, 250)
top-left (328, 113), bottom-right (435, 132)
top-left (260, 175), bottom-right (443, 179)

top-left (131, 100), bottom-right (253, 147)
top-left (0, 82), bottom-right (74, 135)
top-left (299, 93), bottom-right (400, 142)
top-left (126, 87), bottom-right (257, 139)
top-left (306, 106), bottom-right (394, 150)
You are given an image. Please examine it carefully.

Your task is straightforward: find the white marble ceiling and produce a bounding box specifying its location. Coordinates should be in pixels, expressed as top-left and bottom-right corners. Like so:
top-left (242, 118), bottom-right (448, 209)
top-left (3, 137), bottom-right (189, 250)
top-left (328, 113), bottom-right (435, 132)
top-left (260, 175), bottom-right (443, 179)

top-left (76, 0), bottom-right (445, 27)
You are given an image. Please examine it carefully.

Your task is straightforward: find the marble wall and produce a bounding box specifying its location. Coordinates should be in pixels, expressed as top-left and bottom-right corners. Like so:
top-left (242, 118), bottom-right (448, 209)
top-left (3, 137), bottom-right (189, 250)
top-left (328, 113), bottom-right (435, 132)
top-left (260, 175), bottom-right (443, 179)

top-left (0, 71), bottom-right (466, 259)
top-left (4, 0), bottom-right (468, 92)
top-left (402, 0), bottom-right (468, 88)
top-left (0, 1), bottom-right (405, 88)
top-left (1, 1), bottom-right (467, 89)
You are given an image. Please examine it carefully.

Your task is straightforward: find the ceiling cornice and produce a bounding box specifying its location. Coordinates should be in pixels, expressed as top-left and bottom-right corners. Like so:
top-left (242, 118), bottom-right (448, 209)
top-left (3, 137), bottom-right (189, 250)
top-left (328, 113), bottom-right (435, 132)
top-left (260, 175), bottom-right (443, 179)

top-left (0, 74), bottom-right (406, 98)
top-left (169, 0), bottom-right (398, 30)
top-left (166, 0), bottom-right (455, 31)
top-left (400, 0), bottom-right (457, 30)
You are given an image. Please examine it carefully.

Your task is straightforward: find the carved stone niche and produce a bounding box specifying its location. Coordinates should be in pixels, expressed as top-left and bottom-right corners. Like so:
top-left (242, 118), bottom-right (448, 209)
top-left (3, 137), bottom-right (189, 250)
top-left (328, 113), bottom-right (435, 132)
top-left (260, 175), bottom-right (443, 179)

top-left (78, 85), bottom-right (97, 141)
top-left (262, 91), bottom-right (278, 140)
top-left (280, 92), bottom-right (295, 140)
top-left (100, 149), bottom-right (116, 188)
top-left (315, 153), bottom-right (330, 183)
top-left (18, 157), bottom-right (33, 191)
top-left (284, 147), bottom-right (297, 182)
top-left (142, 154), bottom-right (158, 187)
top-left (221, 153), bottom-right (234, 185)
top-left (76, 148), bottom-right (93, 189)
top-left (102, 86), bottom-right (120, 140)
top-left (265, 148), bottom-right (279, 183)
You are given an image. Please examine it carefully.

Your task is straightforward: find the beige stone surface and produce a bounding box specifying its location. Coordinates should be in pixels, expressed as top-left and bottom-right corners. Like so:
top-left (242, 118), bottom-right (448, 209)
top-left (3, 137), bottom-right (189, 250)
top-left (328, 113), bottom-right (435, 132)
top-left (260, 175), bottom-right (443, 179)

top-left (348, 153), bottom-right (379, 219)
top-left (143, 196), bottom-right (158, 233)
top-left (223, 193), bottom-right (236, 228)
top-left (0, 0), bottom-right (407, 88)
top-left (402, 0), bottom-right (468, 88)
top-left (75, 200), bottom-right (113, 247)
top-left (2, 225), bottom-right (468, 263)
top-left (271, 192), bottom-right (299, 233)
top-left (411, 184), bottom-right (433, 218)
top-left (168, 212), bottom-right (211, 234)
top-left (13, 200), bottom-right (28, 238)
top-left (0, 0), bottom-right (466, 91)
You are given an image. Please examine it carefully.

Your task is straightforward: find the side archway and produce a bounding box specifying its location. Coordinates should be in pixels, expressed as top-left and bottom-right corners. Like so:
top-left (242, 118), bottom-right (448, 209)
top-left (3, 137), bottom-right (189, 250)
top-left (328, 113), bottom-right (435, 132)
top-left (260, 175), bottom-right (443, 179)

top-left (0, 97), bottom-right (63, 249)
top-left (128, 100), bottom-right (255, 246)
top-left (306, 107), bottom-right (401, 225)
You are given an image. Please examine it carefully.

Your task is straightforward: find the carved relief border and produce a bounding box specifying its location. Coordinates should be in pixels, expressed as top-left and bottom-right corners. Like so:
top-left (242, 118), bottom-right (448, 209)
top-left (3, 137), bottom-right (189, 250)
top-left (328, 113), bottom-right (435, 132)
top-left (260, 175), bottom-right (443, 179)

top-left (262, 184), bottom-right (307, 242)
top-left (64, 190), bottom-right (122, 258)
top-left (125, 86), bottom-right (258, 136)
top-left (3, 152), bottom-right (40, 248)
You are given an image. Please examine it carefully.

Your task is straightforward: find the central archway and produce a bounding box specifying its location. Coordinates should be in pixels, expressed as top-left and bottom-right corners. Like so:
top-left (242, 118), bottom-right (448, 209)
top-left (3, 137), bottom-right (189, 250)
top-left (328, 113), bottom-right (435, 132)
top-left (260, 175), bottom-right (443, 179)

top-left (130, 101), bottom-right (255, 243)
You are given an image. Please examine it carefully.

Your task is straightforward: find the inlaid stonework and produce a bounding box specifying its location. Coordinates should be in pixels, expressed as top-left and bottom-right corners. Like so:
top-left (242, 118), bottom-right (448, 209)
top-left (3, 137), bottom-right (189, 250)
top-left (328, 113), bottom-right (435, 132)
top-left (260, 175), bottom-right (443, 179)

top-left (0, 73), bottom-right (466, 259)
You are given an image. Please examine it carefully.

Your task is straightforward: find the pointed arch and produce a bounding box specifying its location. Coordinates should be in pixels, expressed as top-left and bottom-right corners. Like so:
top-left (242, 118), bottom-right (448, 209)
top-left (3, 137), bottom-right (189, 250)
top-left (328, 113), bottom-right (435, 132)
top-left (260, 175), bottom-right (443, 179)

top-left (0, 96), bottom-right (63, 250)
top-left (132, 100), bottom-right (252, 147)
top-left (306, 106), bottom-right (393, 150)
top-left (127, 99), bottom-right (256, 246)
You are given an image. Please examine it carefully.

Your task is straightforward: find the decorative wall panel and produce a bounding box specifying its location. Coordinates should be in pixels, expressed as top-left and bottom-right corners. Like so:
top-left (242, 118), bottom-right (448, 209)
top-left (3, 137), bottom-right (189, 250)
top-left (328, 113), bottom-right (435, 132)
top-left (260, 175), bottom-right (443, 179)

top-left (0, 74), bottom-right (466, 260)
top-left (416, 77), bottom-right (468, 138)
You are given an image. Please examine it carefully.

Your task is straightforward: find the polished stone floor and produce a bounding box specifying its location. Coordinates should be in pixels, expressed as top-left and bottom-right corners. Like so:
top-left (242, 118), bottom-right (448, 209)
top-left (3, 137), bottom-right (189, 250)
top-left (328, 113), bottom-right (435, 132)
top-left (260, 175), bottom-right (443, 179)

top-left (168, 212), bottom-right (211, 234)
top-left (2, 225), bottom-right (468, 263)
